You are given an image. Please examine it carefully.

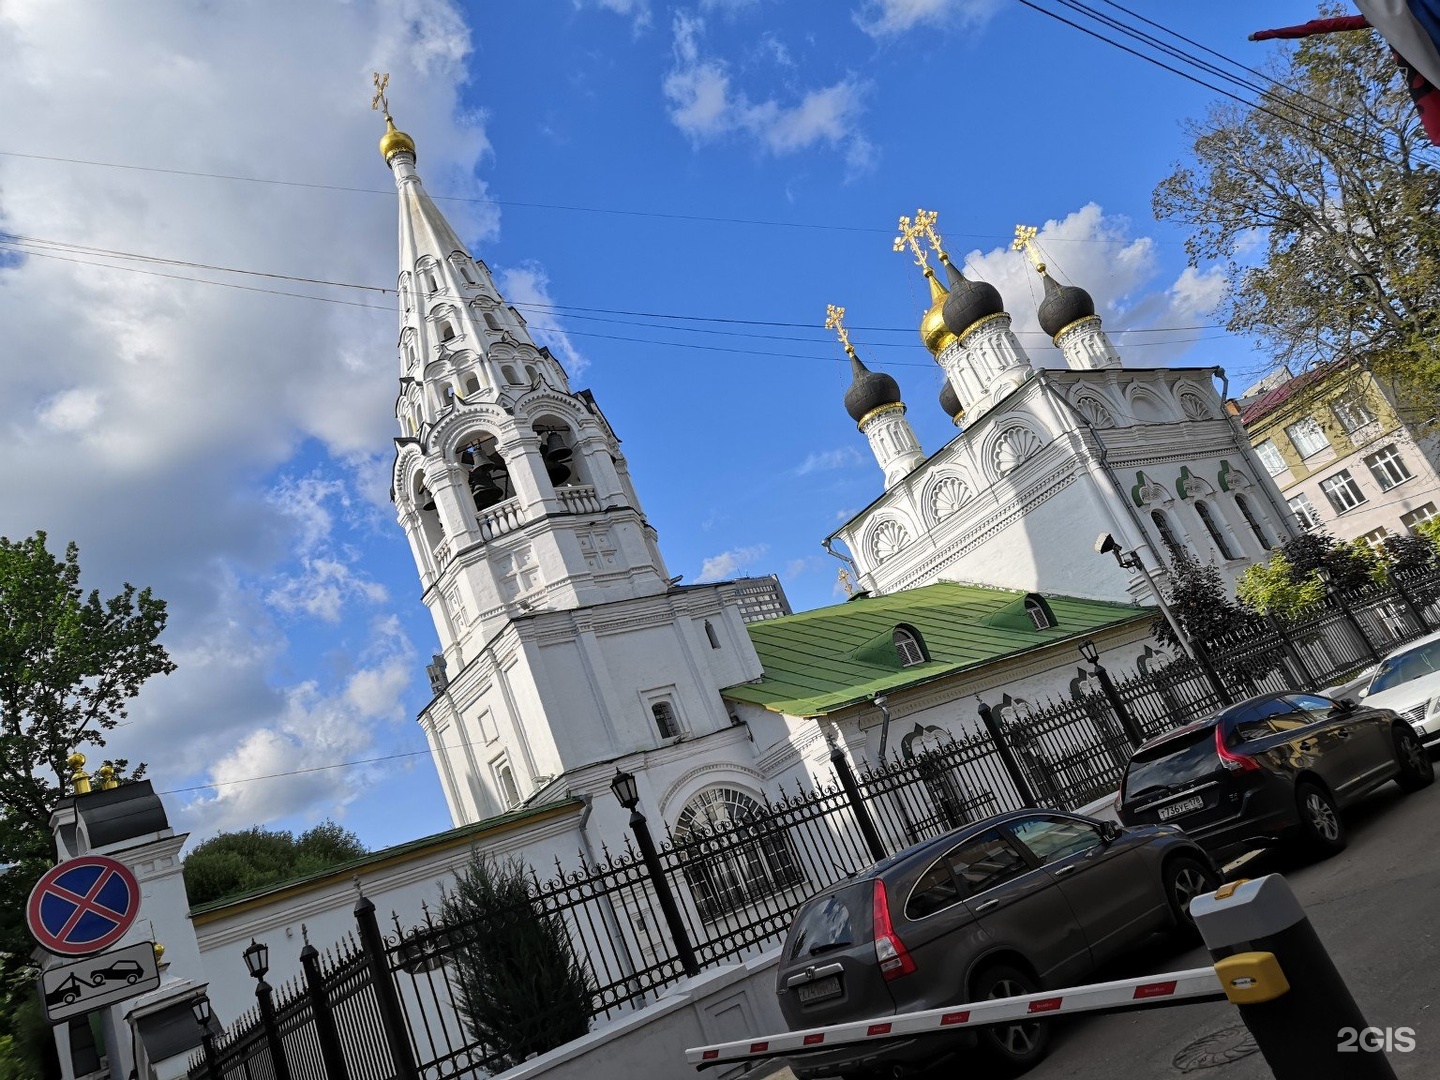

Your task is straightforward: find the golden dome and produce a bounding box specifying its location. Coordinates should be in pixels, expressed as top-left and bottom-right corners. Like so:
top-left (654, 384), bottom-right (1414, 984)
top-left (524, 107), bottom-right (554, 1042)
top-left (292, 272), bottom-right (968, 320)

top-left (379, 117), bottom-right (416, 162)
top-left (919, 267), bottom-right (956, 356)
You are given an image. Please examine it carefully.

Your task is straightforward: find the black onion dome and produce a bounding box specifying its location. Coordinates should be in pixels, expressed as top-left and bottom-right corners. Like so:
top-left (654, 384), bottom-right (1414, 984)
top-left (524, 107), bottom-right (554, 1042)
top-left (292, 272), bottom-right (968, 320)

top-left (843, 352), bottom-right (902, 422)
top-left (1037, 272), bottom-right (1096, 339)
top-left (939, 380), bottom-right (963, 421)
top-left (941, 272), bottom-right (1005, 338)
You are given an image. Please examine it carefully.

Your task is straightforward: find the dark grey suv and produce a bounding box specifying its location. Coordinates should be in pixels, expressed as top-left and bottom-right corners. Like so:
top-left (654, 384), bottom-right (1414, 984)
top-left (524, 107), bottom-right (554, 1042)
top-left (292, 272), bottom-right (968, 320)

top-left (775, 810), bottom-right (1216, 1079)
top-left (1117, 691), bottom-right (1433, 861)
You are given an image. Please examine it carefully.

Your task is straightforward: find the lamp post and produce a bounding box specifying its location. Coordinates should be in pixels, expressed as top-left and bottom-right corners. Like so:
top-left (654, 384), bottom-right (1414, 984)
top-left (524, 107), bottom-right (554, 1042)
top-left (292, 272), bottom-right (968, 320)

top-left (1079, 640), bottom-right (1144, 749)
top-left (190, 995), bottom-right (220, 1080)
top-left (610, 769), bottom-right (699, 977)
top-left (243, 939), bottom-right (294, 1080)
top-left (1095, 532), bottom-right (1232, 705)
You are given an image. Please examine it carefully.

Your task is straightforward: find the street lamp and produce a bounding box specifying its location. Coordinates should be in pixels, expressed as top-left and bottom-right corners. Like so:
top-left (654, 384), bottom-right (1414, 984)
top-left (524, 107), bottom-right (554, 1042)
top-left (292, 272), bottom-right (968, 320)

top-left (243, 940), bottom-right (292, 1080)
top-left (191, 995), bottom-right (220, 1080)
top-left (608, 766), bottom-right (698, 977)
top-left (1078, 639), bottom-right (1100, 665)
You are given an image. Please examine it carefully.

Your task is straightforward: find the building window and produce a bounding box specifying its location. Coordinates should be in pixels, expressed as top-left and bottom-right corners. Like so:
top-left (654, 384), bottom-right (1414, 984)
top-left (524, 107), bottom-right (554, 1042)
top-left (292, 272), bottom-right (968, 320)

top-left (484, 311), bottom-right (503, 332)
top-left (439, 320), bottom-right (457, 343)
top-left (1401, 503), bottom-right (1438, 532)
top-left (1360, 527), bottom-right (1389, 553)
top-left (1320, 470), bottom-right (1367, 513)
top-left (704, 619), bottom-right (721, 649)
top-left (492, 756), bottom-right (520, 810)
top-left (1253, 439), bottom-right (1286, 476)
top-left (894, 626), bottom-right (926, 667)
top-left (1285, 417), bottom-right (1330, 458)
top-left (1332, 396), bottom-right (1376, 433)
top-left (652, 701), bottom-right (680, 739)
top-left (1194, 500), bottom-right (1237, 560)
top-left (1365, 444), bottom-right (1412, 491)
top-left (1289, 492), bottom-right (1322, 530)
top-left (1150, 508), bottom-right (1183, 555)
top-left (1234, 493), bottom-right (1272, 550)
top-left (1024, 596), bottom-right (1053, 630)
top-left (673, 787), bottom-right (806, 922)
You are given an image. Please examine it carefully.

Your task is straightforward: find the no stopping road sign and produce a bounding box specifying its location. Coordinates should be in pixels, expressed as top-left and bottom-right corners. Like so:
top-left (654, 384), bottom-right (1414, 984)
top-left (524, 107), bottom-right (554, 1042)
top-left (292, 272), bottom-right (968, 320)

top-left (27, 856), bottom-right (141, 957)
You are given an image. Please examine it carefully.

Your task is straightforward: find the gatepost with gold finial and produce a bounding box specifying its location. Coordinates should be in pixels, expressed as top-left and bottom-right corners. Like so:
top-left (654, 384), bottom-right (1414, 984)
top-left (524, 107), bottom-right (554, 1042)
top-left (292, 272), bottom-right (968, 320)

top-left (829, 304), bottom-right (925, 488)
top-left (1014, 222), bottom-right (1120, 370)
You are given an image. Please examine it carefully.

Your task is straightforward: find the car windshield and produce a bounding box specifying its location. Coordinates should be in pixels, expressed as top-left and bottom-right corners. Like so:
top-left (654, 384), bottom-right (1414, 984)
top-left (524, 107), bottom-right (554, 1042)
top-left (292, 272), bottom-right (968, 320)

top-left (1123, 726), bottom-right (1218, 799)
top-left (788, 890), bottom-right (857, 959)
top-left (1368, 639), bottom-right (1440, 694)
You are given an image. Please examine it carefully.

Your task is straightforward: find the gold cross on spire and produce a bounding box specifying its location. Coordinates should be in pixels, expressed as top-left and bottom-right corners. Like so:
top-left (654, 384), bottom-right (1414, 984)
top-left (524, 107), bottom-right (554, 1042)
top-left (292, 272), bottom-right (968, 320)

top-left (914, 208), bottom-right (950, 263)
top-left (892, 214), bottom-right (931, 270)
top-left (1012, 223), bottom-right (1046, 274)
top-left (825, 303), bottom-right (855, 354)
top-left (371, 71), bottom-right (392, 119)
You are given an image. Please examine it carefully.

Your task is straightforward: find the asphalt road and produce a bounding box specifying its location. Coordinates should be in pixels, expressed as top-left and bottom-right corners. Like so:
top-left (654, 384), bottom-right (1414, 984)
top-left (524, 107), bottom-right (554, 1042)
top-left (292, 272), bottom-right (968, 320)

top-left (765, 771), bottom-right (1440, 1079)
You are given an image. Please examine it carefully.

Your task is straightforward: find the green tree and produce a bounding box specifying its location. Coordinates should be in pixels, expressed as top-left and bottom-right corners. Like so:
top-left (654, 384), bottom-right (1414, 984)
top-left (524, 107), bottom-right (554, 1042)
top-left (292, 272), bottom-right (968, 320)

top-left (182, 822), bottom-right (368, 907)
top-left (441, 853), bottom-right (595, 1070)
top-left (1153, 7), bottom-right (1440, 418)
top-left (1237, 553), bottom-right (1328, 618)
top-left (0, 532), bottom-right (173, 1061)
top-left (1279, 531), bottom-right (1382, 590)
top-left (1153, 549), bottom-right (1251, 650)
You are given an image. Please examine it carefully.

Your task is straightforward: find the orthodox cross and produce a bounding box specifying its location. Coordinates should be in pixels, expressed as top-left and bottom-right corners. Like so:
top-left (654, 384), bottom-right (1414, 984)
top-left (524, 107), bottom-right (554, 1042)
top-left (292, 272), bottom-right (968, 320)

top-left (825, 303), bottom-right (855, 354)
top-left (1012, 223), bottom-right (1047, 274)
top-left (914, 208), bottom-right (952, 264)
top-left (371, 71), bottom-right (392, 119)
top-left (892, 214), bottom-right (931, 270)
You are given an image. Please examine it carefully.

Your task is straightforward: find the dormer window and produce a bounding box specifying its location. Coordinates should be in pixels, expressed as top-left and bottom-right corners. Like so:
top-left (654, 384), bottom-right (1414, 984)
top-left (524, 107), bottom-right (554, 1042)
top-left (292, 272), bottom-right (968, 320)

top-left (1024, 596), bottom-right (1053, 631)
top-left (893, 626), bottom-right (926, 667)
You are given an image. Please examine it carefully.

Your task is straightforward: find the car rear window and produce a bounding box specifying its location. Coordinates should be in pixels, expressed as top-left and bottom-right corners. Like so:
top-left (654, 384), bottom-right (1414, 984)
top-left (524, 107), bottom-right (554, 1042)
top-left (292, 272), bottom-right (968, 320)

top-left (1124, 726), bottom-right (1219, 799)
top-left (788, 887), bottom-right (862, 959)
top-left (1369, 639), bottom-right (1440, 694)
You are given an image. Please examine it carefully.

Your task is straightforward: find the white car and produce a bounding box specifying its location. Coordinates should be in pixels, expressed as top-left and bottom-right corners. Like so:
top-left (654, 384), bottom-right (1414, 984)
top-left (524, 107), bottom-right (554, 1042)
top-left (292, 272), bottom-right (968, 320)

top-left (1361, 630), bottom-right (1440, 745)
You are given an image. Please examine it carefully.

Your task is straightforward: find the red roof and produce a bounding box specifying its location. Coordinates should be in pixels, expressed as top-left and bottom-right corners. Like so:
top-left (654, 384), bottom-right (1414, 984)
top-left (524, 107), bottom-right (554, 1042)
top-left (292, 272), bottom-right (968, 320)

top-left (1239, 360), bottom-right (1352, 426)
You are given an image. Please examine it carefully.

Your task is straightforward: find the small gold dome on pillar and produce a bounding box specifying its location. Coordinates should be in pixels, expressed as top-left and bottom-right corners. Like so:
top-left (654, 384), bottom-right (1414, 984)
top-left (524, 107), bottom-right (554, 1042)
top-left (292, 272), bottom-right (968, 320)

top-left (919, 267), bottom-right (957, 356)
top-left (379, 117), bottom-right (416, 162)
top-left (68, 752), bottom-right (91, 795)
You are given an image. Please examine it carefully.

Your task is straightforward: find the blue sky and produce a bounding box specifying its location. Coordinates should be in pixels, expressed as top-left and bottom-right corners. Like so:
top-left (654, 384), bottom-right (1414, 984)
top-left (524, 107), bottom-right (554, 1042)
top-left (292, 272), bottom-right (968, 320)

top-left (0, 0), bottom-right (1322, 852)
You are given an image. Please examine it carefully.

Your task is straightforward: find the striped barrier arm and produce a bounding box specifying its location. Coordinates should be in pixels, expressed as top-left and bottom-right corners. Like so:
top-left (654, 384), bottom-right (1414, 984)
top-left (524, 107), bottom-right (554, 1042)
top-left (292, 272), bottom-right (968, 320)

top-left (685, 966), bottom-right (1226, 1070)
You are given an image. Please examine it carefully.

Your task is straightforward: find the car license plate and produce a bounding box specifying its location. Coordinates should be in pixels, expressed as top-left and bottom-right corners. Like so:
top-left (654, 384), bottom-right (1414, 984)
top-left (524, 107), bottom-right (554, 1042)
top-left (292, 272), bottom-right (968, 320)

top-left (797, 976), bottom-right (841, 1003)
top-left (1158, 795), bottom-right (1204, 821)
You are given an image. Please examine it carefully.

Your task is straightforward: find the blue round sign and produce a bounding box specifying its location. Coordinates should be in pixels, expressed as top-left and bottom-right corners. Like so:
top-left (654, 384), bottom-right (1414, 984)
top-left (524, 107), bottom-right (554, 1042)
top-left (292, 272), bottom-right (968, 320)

top-left (27, 856), bottom-right (141, 956)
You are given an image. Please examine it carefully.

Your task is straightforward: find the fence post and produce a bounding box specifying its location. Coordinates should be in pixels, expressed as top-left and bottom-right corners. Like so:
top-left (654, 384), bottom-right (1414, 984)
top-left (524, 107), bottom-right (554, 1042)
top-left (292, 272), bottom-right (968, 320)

top-left (354, 893), bottom-right (422, 1080)
top-left (1192, 638), bottom-right (1235, 707)
top-left (1266, 614), bottom-right (1315, 689)
top-left (1387, 569), bottom-right (1432, 633)
top-left (828, 744), bottom-right (887, 863)
top-left (252, 973), bottom-right (293, 1080)
top-left (300, 934), bottom-right (350, 1080)
top-left (623, 805), bottom-right (701, 978)
top-left (1330, 586), bottom-right (1382, 664)
top-left (977, 702), bottom-right (1037, 808)
top-left (1082, 654), bottom-right (1144, 749)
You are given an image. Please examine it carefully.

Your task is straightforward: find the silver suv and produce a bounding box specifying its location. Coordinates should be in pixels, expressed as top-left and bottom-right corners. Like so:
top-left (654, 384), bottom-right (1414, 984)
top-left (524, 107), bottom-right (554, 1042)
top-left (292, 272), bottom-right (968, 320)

top-left (1361, 629), bottom-right (1440, 745)
top-left (774, 810), bottom-right (1216, 1079)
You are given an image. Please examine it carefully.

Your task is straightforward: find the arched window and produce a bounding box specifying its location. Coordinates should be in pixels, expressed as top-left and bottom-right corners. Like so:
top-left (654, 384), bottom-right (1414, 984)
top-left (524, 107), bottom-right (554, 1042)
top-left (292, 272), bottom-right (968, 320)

top-left (464, 374), bottom-right (480, 395)
top-left (492, 756), bottom-right (520, 809)
top-left (673, 787), bottom-right (805, 922)
top-left (894, 626), bottom-right (926, 667)
top-left (652, 701), bottom-right (679, 739)
top-left (484, 311), bottom-right (503, 332)
top-left (1151, 509), bottom-right (1182, 556)
top-left (1195, 500), bottom-right (1236, 560)
top-left (704, 620), bottom-right (720, 649)
top-left (1234, 494), bottom-right (1272, 550)
top-left (501, 365), bottom-right (520, 385)
top-left (424, 270), bottom-right (439, 294)
top-left (1024, 596), bottom-right (1052, 631)
top-left (439, 320), bottom-right (457, 343)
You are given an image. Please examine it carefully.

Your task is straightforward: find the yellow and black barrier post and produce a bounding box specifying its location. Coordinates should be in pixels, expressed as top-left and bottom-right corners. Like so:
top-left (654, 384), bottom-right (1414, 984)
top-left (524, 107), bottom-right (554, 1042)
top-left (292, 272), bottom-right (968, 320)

top-left (1191, 875), bottom-right (1398, 1080)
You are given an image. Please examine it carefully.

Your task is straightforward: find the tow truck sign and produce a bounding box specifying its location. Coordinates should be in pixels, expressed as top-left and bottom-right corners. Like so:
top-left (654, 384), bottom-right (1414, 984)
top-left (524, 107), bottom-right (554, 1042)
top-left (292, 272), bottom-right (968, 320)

top-left (39, 940), bottom-right (161, 1024)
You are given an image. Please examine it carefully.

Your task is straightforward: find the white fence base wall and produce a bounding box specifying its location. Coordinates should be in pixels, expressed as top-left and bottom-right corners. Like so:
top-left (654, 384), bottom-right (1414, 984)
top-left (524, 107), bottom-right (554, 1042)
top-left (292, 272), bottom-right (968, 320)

top-left (497, 947), bottom-right (785, 1080)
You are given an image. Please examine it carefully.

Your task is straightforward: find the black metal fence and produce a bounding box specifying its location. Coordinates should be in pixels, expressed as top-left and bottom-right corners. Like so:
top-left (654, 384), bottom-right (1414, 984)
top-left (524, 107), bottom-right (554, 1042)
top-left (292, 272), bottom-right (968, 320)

top-left (192, 564), bottom-right (1440, 1080)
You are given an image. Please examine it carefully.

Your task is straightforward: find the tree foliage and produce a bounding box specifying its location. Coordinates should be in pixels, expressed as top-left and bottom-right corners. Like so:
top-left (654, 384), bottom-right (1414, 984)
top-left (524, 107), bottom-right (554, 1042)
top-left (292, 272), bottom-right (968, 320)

top-left (1237, 553), bottom-right (1328, 618)
top-left (182, 822), bottom-right (368, 907)
top-left (442, 853), bottom-right (595, 1070)
top-left (1153, 550), bottom-right (1251, 650)
top-left (0, 531), bottom-right (171, 1072)
top-left (1154, 8), bottom-right (1440, 417)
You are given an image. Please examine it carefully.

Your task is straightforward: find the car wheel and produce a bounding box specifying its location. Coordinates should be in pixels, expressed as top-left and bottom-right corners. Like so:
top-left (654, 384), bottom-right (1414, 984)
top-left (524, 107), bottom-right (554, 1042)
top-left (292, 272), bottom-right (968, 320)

top-left (1294, 780), bottom-right (1346, 857)
top-left (126, 973), bottom-right (140, 984)
top-left (1164, 856), bottom-right (1220, 938)
top-left (1394, 727), bottom-right (1434, 793)
top-left (971, 963), bottom-right (1051, 1076)
top-left (90, 973), bottom-right (106, 987)
top-left (64, 991), bottom-right (79, 1005)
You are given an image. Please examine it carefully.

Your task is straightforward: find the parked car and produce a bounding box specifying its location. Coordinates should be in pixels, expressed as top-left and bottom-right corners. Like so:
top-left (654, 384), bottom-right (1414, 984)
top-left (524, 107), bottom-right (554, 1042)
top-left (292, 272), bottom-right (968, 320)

top-left (89, 958), bottom-right (145, 986)
top-left (774, 810), bottom-right (1218, 1079)
top-left (1359, 629), bottom-right (1440, 745)
top-left (1117, 691), bottom-right (1433, 862)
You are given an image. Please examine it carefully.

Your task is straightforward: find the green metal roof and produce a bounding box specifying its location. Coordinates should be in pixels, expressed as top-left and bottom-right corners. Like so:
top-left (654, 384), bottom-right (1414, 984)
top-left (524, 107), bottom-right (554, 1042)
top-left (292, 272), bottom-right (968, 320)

top-left (722, 581), bottom-right (1151, 717)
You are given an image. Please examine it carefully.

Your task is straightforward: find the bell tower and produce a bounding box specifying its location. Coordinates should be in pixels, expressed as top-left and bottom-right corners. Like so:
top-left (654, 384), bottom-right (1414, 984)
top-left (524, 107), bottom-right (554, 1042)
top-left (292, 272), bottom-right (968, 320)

top-left (373, 79), bottom-right (763, 826)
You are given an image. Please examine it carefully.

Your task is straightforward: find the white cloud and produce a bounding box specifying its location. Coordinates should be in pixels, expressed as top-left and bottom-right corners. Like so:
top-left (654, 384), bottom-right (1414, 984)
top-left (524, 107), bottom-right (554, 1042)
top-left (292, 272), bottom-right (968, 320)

top-left (697, 543), bottom-right (769, 581)
top-left (1167, 265), bottom-right (1228, 320)
top-left (500, 262), bottom-right (589, 376)
top-left (797, 446), bottom-right (863, 475)
top-left (36, 387), bottom-right (103, 432)
top-left (663, 13), bottom-right (870, 166)
top-left (853, 0), bottom-right (999, 37)
top-left (575, 0), bottom-right (652, 30)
